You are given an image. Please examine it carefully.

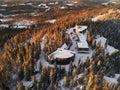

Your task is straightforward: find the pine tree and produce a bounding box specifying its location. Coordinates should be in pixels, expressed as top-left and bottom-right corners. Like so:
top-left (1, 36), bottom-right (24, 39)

top-left (64, 76), bottom-right (69, 87)
top-left (18, 65), bottom-right (24, 81)
top-left (17, 81), bottom-right (24, 90)
top-left (117, 86), bottom-right (120, 90)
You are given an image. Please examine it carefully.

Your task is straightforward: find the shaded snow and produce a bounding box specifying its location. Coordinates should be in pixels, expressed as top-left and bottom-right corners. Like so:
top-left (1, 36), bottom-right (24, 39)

top-left (104, 76), bottom-right (118, 84)
top-left (34, 59), bottom-right (40, 72)
top-left (0, 14), bottom-right (3, 17)
top-left (23, 81), bottom-right (33, 87)
top-left (104, 74), bottom-right (120, 85)
top-left (107, 45), bottom-right (119, 55)
top-left (61, 43), bottom-right (68, 49)
top-left (78, 73), bottom-right (84, 79)
top-left (96, 36), bottom-right (119, 55)
top-left (96, 36), bottom-right (107, 47)
top-left (35, 73), bottom-right (40, 82)
top-left (39, 51), bottom-right (54, 68)
top-left (39, 34), bottom-right (54, 68)
top-left (12, 74), bottom-right (17, 80)
top-left (0, 9), bottom-right (6, 11)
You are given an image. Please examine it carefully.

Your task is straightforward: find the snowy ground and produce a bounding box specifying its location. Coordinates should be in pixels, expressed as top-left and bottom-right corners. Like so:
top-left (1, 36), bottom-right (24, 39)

top-left (96, 36), bottom-right (119, 55)
top-left (46, 19), bottom-right (56, 24)
top-left (104, 74), bottom-right (120, 85)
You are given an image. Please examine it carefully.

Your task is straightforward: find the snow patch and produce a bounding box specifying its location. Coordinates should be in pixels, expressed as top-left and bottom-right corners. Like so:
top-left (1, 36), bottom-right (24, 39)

top-left (23, 81), bottom-right (33, 87)
top-left (38, 4), bottom-right (49, 8)
top-left (0, 18), bottom-right (13, 23)
top-left (96, 36), bottom-right (107, 47)
top-left (13, 20), bottom-right (34, 26)
top-left (1, 4), bottom-right (8, 7)
top-left (61, 43), bottom-right (68, 49)
top-left (26, 3), bottom-right (32, 5)
top-left (102, 1), bottom-right (117, 6)
top-left (0, 9), bottom-right (6, 11)
top-left (78, 73), bottom-right (83, 79)
top-left (45, 7), bottom-right (51, 12)
top-left (107, 45), bottom-right (119, 55)
top-left (96, 36), bottom-right (119, 55)
top-left (0, 24), bottom-right (9, 28)
top-left (104, 74), bottom-right (120, 85)
top-left (66, 3), bottom-right (74, 6)
top-left (48, 2), bottom-right (59, 5)
top-left (60, 6), bottom-right (66, 9)
top-left (46, 19), bottom-right (56, 24)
